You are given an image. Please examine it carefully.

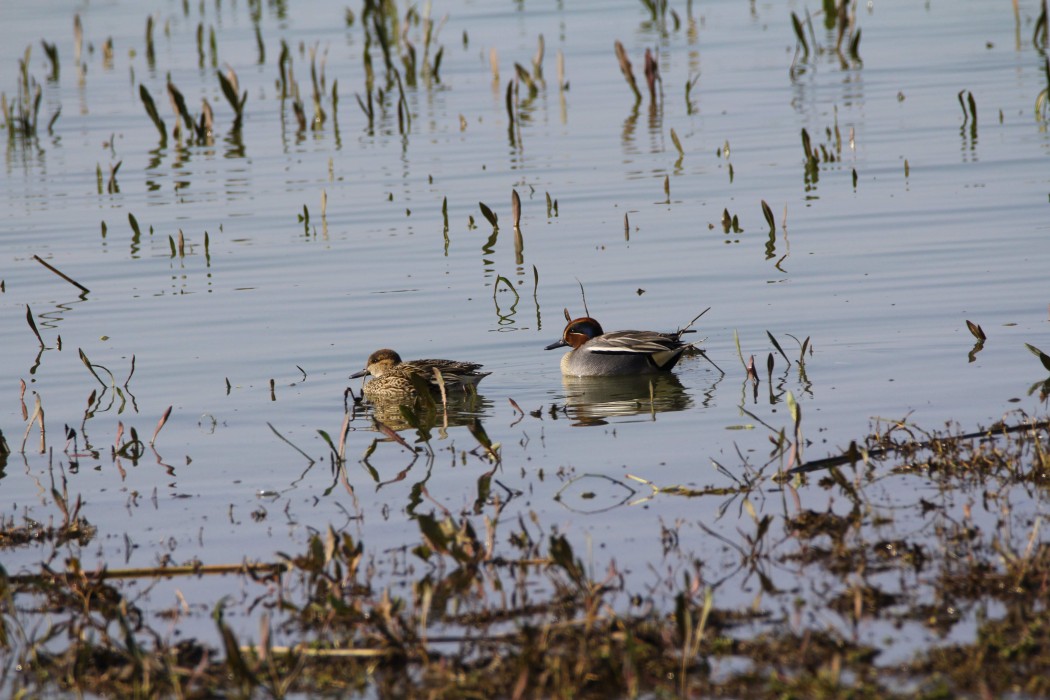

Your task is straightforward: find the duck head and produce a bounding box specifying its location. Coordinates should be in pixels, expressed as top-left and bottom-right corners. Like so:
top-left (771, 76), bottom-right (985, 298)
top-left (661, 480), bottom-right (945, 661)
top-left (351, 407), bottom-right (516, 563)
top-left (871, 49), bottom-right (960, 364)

top-left (544, 317), bottom-right (605, 350)
top-left (350, 348), bottom-right (403, 378)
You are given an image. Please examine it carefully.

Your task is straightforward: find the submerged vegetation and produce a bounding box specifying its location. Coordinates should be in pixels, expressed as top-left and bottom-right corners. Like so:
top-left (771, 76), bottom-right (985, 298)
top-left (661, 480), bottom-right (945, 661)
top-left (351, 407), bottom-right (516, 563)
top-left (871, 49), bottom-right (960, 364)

top-left (3, 411), bottom-right (1050, 696)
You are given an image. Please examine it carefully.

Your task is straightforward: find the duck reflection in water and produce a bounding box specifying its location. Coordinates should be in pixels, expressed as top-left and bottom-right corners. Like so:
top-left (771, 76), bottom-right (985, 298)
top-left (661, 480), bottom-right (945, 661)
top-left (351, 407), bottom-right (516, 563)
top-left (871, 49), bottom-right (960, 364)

top-left (361, 390), bottom-right (493, 435)
top-left (557, 372), bottom-right (694, 427)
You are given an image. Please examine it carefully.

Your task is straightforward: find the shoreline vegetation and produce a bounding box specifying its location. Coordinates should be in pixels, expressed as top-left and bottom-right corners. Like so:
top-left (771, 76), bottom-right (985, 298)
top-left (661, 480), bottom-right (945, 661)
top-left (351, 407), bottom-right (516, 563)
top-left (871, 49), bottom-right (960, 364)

top-left (3, 411), bottom-right (1048, 698)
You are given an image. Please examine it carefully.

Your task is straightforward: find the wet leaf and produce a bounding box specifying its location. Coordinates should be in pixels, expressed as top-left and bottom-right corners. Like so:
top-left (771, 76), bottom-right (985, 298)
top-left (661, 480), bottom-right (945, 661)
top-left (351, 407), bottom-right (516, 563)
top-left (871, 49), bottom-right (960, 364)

top-left (549, 534), bottom-right (584, 585)
top-left (800, 128), bottom-right (813, 160)
top-left (504, 78), bottom-right (515, 127)
top-left (756, 568), bottom-right (779, 594)
top-left (139, 84), bottom-right (167, 140)
top-left (791, 13), bottom-right (809, 56)
top-left (468, 418), bottom-right (499, 461)
top-left (78, 348), bottom-right (108, 387)
top-left (848, 26), bottom-right (862, 59)
top-left (474, 472), bottom-right (492, 513)
top-left (766, 331), bottom-right (789, 364)
top-left (149, 405), bottom-right (172, 446)
top-left (674, 591), bottom-right (689, 644)
top-left (743, 497), bottom-right (756, 522)
top-left (416, 513), bottom-right (448, 555)
top-left (167, 80), bottom-right (194, 132)
top-left (761, 200), bottom-right (775, 233)
top-left (670, 128), bottom-right (683, 156)
top-left (614, 40), bottom-right (641, 102)
top-left (755, 514), bottom-right (772, 543)
top-left (374, 419), bottom-right (412, 451)
top-left (478, 201), bottom-right (498, 228)
top-left (214, 603), bottom-right (256, 689)
top-left (317, 429), bottom-right (338, 453)
top-left (733, 329), bottom-right (745, 368)
top-left (828, 465), bottom-right (859, 501)
top-left (513, 62), bottom-right (535, 93)
top-left (1025, 343), bottom-right (1050, 372)
top-left (786, 390), bottom-right (800, 428)
top-left (25, 306), bottom-right (44, 348)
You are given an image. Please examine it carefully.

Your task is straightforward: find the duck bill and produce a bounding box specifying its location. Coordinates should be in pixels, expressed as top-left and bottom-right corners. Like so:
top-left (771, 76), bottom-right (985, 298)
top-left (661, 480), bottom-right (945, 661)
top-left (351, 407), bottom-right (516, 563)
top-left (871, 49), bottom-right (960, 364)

top-left (544, 339), bottom-right (568, 351)
top-left (349, 368), bottom-right (371, 379)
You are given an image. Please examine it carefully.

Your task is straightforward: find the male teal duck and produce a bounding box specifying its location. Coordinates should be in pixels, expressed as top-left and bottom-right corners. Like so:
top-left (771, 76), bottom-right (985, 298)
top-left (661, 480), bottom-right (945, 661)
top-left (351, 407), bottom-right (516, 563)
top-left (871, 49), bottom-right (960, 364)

top-left (545, 309), bottom-right (709, 377)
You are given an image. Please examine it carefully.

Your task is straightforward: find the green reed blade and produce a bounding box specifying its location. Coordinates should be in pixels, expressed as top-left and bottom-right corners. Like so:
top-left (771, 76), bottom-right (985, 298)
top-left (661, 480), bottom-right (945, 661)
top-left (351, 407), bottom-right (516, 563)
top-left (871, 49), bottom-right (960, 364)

top-left (139, 84), bottom-right (167, 140)
top-left (1025, 343), bottom-right (1050, 372)
top-left (758, 201), bottom-right (775, 235)
top-left (791, 13), bottom-right (809, 57)
top-left (766, 331), bottom-right (789, 364)
top-left (479, 201), bottom-right (498, 228)
top-left (25, 306), bottom-right (45, 348)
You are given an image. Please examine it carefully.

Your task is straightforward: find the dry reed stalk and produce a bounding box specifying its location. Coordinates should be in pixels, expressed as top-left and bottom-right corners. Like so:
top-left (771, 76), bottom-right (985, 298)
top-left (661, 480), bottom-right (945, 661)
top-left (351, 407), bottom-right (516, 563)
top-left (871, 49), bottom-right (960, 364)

top-left (149, 406), bottom-right (172, 446)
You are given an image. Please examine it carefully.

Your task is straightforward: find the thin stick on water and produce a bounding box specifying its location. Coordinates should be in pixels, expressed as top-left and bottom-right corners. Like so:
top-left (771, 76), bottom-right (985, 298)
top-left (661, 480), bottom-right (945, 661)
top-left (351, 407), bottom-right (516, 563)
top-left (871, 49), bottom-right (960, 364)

top-left (33, 255), bottom-right (90, 293)
top-left (267, 422), bottom-right (315, 464)
top-left (576, 279), bottom-right (590, 317)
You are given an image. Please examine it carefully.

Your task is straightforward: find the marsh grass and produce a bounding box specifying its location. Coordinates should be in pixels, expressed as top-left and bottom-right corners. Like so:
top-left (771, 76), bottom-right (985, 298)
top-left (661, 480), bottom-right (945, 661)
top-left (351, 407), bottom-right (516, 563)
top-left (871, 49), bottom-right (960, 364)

top-left (791, 2), bottom-right (861, 76)
top-left (2, 47), bottom-right (46, 139)
top-left (4, 411), bottom-right (1050, 697)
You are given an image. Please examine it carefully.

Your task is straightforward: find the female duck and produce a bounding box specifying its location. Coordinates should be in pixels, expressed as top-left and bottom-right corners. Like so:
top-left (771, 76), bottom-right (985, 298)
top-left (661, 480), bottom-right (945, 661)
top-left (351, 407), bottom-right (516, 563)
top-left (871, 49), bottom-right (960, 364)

top-left (350, 348), bottom-right (490, 400)
top-left (545, 310), bottom-right (708, 377)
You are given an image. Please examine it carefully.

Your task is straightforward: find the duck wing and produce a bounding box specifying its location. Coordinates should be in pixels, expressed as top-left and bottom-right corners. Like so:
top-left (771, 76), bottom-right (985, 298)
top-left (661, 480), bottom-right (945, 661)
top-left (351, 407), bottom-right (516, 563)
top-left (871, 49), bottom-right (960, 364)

top-left (585, 330), bottom-right (689, 355)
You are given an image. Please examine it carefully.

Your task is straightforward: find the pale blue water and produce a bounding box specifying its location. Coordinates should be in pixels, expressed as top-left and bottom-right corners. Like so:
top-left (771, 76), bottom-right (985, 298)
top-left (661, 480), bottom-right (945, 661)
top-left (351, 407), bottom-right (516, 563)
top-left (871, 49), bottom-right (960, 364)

top-left (1, 0), bottom-right (1049, 664)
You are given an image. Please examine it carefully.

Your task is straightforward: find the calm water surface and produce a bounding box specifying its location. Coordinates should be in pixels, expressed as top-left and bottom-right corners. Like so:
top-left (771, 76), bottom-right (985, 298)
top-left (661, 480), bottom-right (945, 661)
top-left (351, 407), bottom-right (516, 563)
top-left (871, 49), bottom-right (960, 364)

top-left (2, 0), bottom-right (1049, 659)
